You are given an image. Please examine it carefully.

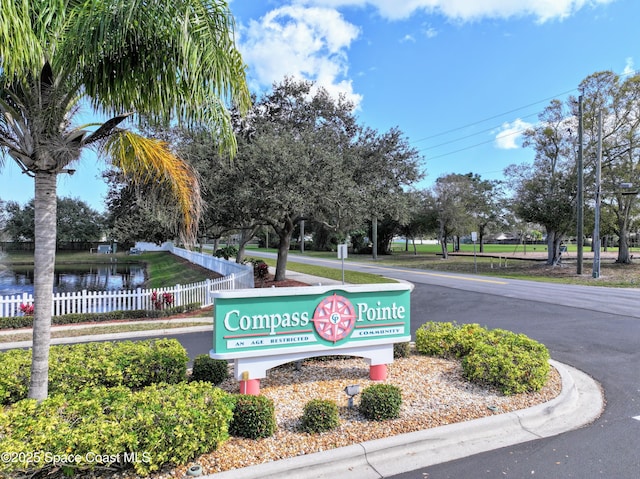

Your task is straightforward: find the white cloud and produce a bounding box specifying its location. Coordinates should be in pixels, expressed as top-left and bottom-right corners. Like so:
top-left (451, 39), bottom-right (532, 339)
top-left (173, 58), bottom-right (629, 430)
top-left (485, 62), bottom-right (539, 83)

top-left (423, 25), bottom-right (438, 38)
top-left (293, 0), bottom-right (615, 22)
top-left (237, 5), bottom-right (362, 106)
top-left (623, 57), bottom-right (635, 77)
top-left (494, 118), bottom-right (533, 149)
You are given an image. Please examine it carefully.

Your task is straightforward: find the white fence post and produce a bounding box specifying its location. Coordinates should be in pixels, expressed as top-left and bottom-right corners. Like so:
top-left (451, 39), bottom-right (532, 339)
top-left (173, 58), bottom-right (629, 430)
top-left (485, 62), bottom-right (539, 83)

top-left (174, 284), bottom-right (182, 307)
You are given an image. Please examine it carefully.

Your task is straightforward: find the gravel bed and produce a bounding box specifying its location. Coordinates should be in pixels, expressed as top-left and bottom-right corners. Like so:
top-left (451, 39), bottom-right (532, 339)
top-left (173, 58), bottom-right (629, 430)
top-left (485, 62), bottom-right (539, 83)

top-left (158, 353), bottom-right (560, 478)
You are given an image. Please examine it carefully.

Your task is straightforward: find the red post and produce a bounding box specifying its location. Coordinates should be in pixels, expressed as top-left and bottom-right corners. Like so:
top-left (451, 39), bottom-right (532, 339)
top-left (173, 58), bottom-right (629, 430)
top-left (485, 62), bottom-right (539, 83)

top-left (239, 378), bottom-right (260, 395)
top-left (369, 364), bottom-right (387, 381)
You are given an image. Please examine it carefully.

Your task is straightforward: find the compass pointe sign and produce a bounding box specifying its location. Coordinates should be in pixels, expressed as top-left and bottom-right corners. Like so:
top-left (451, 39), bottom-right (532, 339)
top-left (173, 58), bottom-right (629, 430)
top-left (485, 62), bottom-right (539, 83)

top-left (210, 283), bottom-right (411, 382)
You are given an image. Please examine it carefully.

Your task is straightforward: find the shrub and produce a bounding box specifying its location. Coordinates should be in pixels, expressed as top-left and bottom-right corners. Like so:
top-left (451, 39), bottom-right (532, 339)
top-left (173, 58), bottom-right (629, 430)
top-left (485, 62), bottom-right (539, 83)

top-left (229, 394), bottom-right (276, 439)
top-left (214, 246), bottom-right (238, 260)
top-left (0, 339), bottom-right (189, 404)
top-left (415, 321), bottom-right (460, 357)
top-left (0, 382), bottom-right (234, 477)
top-left (415, 321), bottom-right (486, 358)
top-left (191, 355), bottom-right (229, 385)
top-left (249, 259), bottom-right (269, 280)
top-left (300, 399), bottom-right (340, 433)
top-left (359, 384), bottom-right (402, 421)
top-left (461, 329), bottom-right (550, 395)
top-left (415, 322), bottom-right (550, 395)
top-left (0, 349), bottom-right (32, 404)
top-left (150, 291), bottom-right (174, 310)
top-left (393, 342), bottom-right (411, 358)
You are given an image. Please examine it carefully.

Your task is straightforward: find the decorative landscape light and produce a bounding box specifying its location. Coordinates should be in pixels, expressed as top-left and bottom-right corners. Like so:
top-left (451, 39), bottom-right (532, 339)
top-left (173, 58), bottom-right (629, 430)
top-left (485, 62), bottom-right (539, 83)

top-left (344, 384), bottom-right (360, 408)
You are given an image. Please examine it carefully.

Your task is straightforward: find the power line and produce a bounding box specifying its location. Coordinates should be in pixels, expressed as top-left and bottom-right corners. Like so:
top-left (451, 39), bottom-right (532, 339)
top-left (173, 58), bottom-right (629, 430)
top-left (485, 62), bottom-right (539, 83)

top-left (423, 126), bottom-right (528, 162)
top-left (411, 87), bottom-right (578, 145)
top-left (414, 68), bottom-right (640, 171)
top-left (420, 111), bottom-right (540, 152)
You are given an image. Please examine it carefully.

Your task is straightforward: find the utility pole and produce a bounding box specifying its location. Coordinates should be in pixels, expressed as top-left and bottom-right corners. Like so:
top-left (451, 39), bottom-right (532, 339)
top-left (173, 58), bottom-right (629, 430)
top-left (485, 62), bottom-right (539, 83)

top-left (593, 110), bottom-right (602, 278)
top-left (577, 95), bottom-right (584, 274)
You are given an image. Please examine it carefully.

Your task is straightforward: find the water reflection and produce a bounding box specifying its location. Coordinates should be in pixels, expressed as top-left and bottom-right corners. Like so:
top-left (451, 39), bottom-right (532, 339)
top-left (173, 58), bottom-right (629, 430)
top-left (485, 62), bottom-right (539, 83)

top-left (0, 263), bottom-right (146, 296)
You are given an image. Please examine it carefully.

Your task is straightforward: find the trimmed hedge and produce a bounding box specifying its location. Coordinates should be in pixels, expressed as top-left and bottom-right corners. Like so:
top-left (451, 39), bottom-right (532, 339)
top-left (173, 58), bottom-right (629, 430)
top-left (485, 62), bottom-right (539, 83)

top-left (190, 354), bottom-right (229, 385)
top-left (415, 321), bottom-right (550, 395)
top-left (359, 384), bottom-right (402, 421)
top-left (0, 339), bottom-right (189, 404)
top-left (300, 399), bottom-right (340, 433)
top-left (462, 329), bottom-right (550, 395)
top-left (415, 321), bottom-right (486, 358)
top-left (0, 382), bottom-right (233, 476)
top-left (229, 394), bottom-right (276, 439)
top-left (0, 302), bottom-right (202, 329)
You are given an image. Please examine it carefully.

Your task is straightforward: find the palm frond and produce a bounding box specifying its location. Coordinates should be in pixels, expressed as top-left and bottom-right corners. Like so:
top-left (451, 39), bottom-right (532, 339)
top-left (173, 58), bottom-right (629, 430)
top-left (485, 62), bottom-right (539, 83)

top-left (83, 113), bottom-right (133, 145)
top-left (101, 130), bottom-right (202, 244)
top-left (62, 0), bottom-right (250, 153)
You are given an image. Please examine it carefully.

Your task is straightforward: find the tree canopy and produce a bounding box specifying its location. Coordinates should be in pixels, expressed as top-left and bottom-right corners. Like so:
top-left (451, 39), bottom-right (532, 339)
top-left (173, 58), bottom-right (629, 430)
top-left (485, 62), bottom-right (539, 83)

top-left (163, 78), bottom-right (423, 278)
top-left (3, 197), bottom-right (105, 242)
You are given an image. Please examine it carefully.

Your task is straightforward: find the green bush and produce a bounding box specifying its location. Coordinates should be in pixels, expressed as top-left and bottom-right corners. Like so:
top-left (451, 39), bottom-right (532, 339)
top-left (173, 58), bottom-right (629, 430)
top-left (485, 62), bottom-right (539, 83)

top-left (229, 394), bottom-right (276, 439)
top-left (461, 330), bottom-right (550, 395)
top-left (0, 303), bottom-right (202, 329)
top-left (214, 246), bottom-right (238, 260)
top-left (191, 355), bottom-right (229, 385)
top-left (0, 339), bottom-right (188, 404)
top-left (415, 322), bottom-right (550, 395)
top-left (300, 399), bottom-right (340, 433)
top-left (415, 321), bottom-right (459, 357)
top-left (393, 342), bottom-right (411, 358)
top-left (0, 349), bottom-right (31, 404)
top-left (359, 384), bottom-right (402, 421)
top-left (0, 382), bottom-right (233, 477)
top-left (415, 321), bottom-right (486, 358)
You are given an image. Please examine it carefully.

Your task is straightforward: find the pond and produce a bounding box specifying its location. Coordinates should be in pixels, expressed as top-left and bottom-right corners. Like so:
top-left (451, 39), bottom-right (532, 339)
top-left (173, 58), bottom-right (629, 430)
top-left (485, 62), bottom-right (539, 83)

top-left (0, 262), bottom-right (146, 296)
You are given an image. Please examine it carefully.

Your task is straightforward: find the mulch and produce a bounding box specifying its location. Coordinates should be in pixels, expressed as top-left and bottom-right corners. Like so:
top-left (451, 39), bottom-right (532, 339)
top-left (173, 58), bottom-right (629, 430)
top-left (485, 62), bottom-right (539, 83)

top-left (254, 274), bottom-right (310, 288)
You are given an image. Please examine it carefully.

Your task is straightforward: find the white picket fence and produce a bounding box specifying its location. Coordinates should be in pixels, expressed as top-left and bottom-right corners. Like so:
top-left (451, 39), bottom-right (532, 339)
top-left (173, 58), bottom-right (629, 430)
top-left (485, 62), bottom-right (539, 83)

top-left (0, 246), bottom-right (255, 318)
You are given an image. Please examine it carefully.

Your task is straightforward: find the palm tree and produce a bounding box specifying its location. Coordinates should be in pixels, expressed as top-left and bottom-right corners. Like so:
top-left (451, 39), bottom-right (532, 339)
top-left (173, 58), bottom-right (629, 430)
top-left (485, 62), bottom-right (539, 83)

top-left (0, 0), bottom-right (250, 401)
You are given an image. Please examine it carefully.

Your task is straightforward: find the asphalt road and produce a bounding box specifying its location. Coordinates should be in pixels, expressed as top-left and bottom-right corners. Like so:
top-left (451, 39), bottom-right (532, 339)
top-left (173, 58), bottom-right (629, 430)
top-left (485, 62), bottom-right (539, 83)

top-left (176, 253), bottom-right (640, 479)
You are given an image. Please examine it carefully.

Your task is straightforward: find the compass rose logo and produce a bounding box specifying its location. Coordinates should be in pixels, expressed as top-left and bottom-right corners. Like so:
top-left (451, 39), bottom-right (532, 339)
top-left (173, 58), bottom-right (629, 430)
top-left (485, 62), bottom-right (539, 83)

top-left (312, 293), bottom-right (356, 343)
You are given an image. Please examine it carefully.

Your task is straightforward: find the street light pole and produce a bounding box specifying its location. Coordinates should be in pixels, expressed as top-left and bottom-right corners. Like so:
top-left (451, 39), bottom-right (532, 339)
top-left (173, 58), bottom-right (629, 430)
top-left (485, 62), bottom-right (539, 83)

top-left (593, 111), bottom-right (602, 279)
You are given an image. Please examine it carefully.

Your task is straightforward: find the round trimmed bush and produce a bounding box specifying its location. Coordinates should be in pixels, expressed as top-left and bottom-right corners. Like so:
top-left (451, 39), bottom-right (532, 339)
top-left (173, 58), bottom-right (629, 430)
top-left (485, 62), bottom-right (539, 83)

top-left (300, 399), bottom-right (340, 433)
top-left (191, 354), bottom-right (229, 385)
top-left (229, 394), bottom-right (276, 439)
top-left (359, 384), bottom-right (402, 421)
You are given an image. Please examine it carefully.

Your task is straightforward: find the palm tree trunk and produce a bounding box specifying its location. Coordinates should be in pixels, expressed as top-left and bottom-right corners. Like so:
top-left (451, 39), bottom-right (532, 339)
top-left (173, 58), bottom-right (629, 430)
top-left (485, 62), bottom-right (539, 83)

top-left (28, 171), bottom-right (58, 401)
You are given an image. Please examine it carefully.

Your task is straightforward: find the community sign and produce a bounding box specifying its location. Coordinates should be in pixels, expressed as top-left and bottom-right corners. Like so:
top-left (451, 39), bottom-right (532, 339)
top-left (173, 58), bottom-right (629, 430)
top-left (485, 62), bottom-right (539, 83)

top-left (210, 283), bottom-right (411, 360)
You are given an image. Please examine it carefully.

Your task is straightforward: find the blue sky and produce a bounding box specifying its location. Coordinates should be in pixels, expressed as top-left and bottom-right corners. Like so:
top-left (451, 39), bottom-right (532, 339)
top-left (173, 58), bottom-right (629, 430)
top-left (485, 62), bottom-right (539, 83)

top-left (1, 0), bottom-right (637, 212)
